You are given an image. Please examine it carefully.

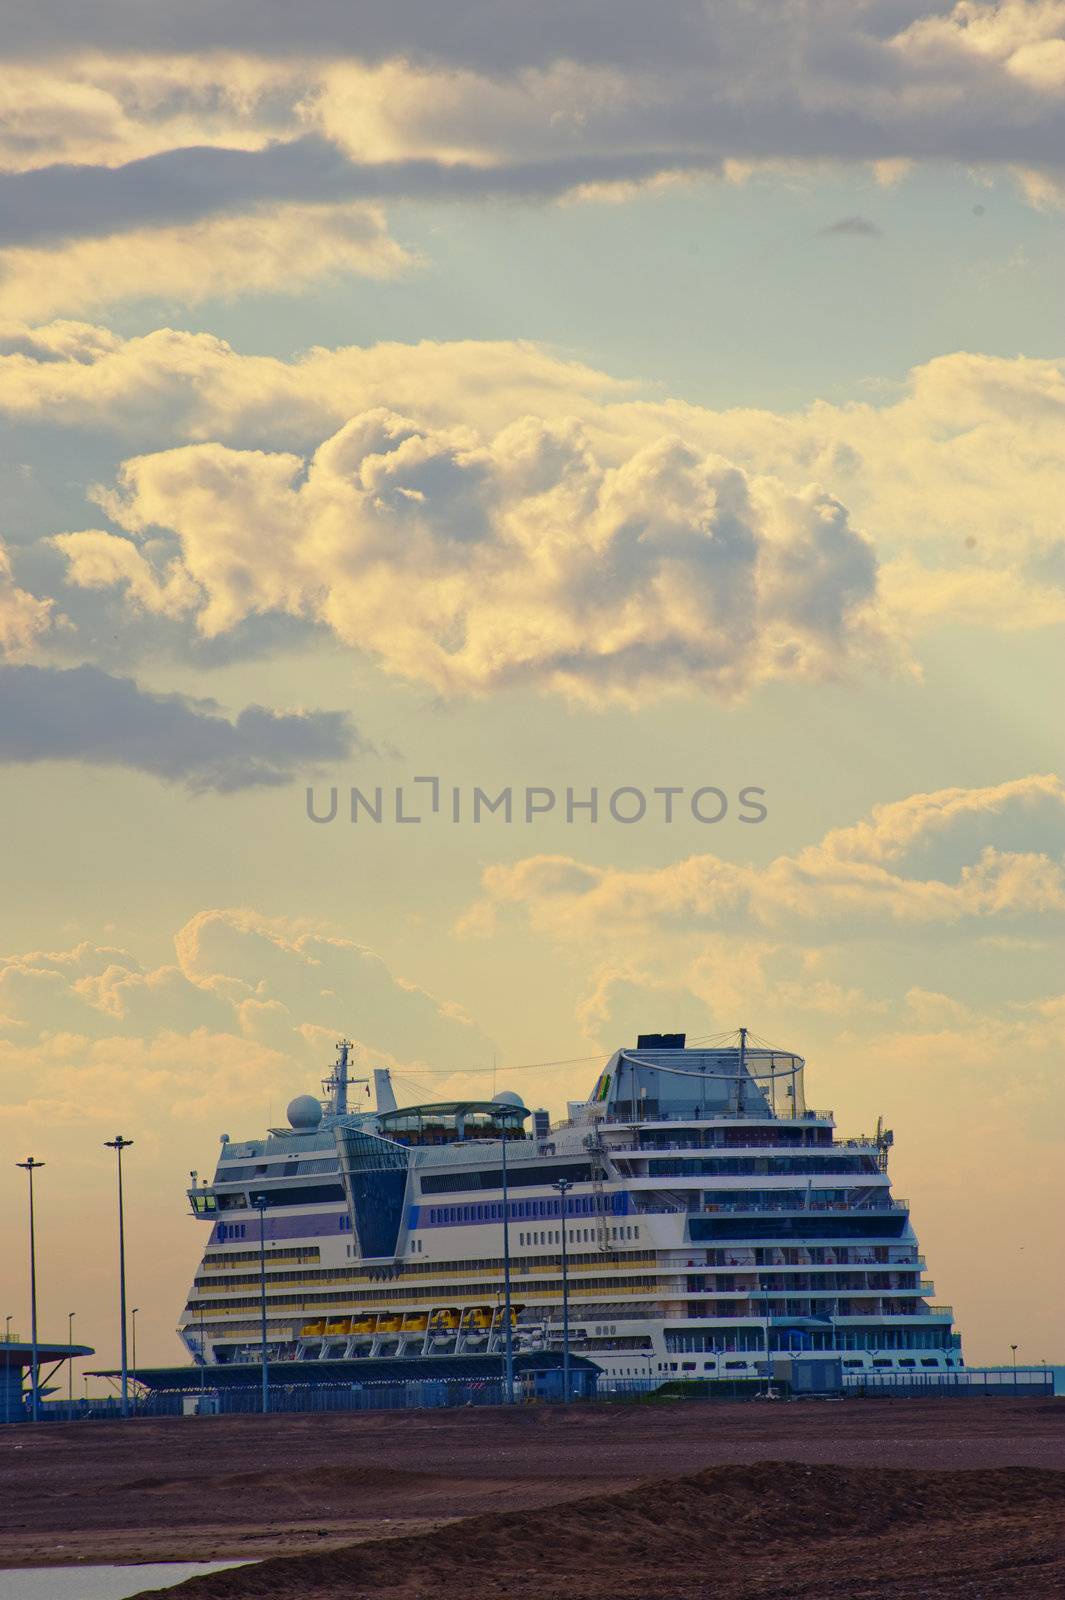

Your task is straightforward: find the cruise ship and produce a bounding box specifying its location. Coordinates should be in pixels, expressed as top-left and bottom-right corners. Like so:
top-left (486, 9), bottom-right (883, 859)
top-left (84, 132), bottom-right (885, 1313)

top-left (181, 1032), bottom-right (962, 1384)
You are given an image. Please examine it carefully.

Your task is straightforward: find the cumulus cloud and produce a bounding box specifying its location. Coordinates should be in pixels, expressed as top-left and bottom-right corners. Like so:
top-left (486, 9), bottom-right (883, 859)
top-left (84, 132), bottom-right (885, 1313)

top-left (459, 775), bottom-right (1065, 937)
top-left (0, 326), bottom-right (629, 445)
top-left (49, 410), bottom-right (885, 703)
top-left (0, 201), bottom-right (410, 321)
top-left (4, 329), bottom-right (1065, 624)
top-left (0, 536), bottom-right (54, 655)
top-left (0, 662), bottom-right (365, 791)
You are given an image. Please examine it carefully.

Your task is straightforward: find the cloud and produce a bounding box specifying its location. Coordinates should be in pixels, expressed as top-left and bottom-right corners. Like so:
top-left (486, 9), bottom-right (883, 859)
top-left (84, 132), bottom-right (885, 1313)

top-left (171, 907), bottom-right (485, 1065)
top-left (2, 328), bottom-right (1063, 674)
top-left (0, 536), bottom-right (54, 655)
top-left (0, 907), bottom-right (489, 1112)
top-left (0, 201), bottom-right (410, 321)
top-left (0, 5), bottom-right (1064, 311)
top-left (2, 8), bottom-right (1065, 225)
top-left (0, 662), bottom-right (365, 791)
top-left (818, 214), bottom-right (883, 236)
top-left (0, 137), bottom-right (732, 251)
top-left (0, 56), bottom-right (307, 173)
top-left (460, 775), bottom-right (1065, 937)
top-left (4, 329), bottom-right (1065, 618)
top-left (50, 410), bottom-right (886, 704)
top-left (574, 940), bottom-right (883, 1051)
top-left (0, 326), bottom-right (630, 446)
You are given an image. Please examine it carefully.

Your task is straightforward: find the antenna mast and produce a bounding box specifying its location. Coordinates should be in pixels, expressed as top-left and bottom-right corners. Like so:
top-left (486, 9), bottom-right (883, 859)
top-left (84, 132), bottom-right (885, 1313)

top-left (734, 1025), bottom-right (748, 1115)
top-left (323, 1038), bottom-right (352, 1116)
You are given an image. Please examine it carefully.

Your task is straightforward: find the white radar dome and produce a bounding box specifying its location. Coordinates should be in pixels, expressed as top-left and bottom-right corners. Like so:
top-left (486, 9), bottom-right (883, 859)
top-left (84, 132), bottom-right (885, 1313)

top-left (287, 1094), bottom-right (323, 1129)
top-left (492, 1089), bottom-right (525, 1108)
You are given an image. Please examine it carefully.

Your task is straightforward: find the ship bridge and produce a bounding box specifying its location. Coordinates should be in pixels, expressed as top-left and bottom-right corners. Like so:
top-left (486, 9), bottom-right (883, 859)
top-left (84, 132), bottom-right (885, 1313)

top-left (589, 1031), bottom-right (805, 1123)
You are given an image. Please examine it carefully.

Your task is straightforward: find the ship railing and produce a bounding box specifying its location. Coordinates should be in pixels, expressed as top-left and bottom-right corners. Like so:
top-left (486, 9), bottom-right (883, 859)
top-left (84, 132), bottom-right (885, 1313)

top-left (700, 1198), bottom-right (907, 1214)
top-left (553, 1110), bottom-right (836, 1128)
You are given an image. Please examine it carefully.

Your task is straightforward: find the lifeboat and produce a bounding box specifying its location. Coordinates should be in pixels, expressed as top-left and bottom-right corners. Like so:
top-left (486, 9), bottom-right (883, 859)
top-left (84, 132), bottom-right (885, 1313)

top-left (300, 1320), bottom-right (326, 1337)
top-left (468, 1306), bottom-right (493, 1330)
top-left (377, 1313), bottom-right (403, 1333)
top-left (401, 1312), bottom-right (429, 1332)
top-left (325, 1317), bottom-right (351, 1336)
top-left (431, 1309), bottom-right (461, 1331)
top-left (351, 1315), bottom-right (378, 1335)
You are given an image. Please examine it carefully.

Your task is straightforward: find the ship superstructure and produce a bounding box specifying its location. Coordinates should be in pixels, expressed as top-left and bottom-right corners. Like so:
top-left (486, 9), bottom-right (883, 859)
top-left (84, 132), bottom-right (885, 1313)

top-left (181, 1032), bottom-right (962, 1382)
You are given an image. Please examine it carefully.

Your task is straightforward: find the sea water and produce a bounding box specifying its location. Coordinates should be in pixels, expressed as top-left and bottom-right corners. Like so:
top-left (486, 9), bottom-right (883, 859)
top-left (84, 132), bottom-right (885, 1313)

top-left (0, 1563), bottom-right (247, 1600)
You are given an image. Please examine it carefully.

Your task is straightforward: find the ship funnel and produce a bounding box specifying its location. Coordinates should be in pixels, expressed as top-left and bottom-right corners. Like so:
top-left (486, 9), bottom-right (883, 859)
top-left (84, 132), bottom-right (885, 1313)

top-left (374, 1067), bottom-right (397, 1114)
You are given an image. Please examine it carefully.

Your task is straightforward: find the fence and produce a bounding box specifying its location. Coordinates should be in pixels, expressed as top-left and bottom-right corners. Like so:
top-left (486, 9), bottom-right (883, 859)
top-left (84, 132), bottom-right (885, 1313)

top-left (843, 1367), bottom-right (1053, 1398)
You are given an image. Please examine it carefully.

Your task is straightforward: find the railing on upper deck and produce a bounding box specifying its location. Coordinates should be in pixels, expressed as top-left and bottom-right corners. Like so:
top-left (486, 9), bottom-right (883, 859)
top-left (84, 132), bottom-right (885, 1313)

top-left (554, 1109), bottom-right (836, 1130)
top-left (700, 1197), bottom-right (908, 1214)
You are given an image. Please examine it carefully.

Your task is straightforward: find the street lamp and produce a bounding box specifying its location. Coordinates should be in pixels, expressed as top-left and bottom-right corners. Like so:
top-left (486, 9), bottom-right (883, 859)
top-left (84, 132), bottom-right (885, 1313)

top-left (104, 1136), bottom-right (134, 1418)
top-left (131, 1308), bottom-right (139, 1415)
top-left (1011, 1343), bottom-right (1018, 1387)
top-left (3, 1310), bottom-right (10, 1422)
top-left (252, 1195), bottom-right (269, 1415)
top-left (500, 1132), bottom-right (515, 1404)
top-left (16, 1158), bottom-right (44, 1424)
top-left (68, 1312), bottom-right (75, 1420)
top-left (553, 1178), bottom-right (573, 1404)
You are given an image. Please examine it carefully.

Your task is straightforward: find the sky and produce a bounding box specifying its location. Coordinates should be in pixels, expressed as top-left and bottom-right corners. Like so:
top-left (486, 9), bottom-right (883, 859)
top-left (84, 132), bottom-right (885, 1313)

top-left (1, 0), bottom-right (1064, 1385)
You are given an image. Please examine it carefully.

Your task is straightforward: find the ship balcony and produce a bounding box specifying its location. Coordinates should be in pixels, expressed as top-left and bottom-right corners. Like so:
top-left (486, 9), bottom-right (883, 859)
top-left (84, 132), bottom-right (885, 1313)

top-left (832, 1303), bottom-right (954, 1321)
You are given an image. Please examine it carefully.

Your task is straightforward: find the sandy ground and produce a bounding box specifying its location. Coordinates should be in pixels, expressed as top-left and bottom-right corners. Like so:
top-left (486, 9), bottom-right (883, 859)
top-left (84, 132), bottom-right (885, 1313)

top-left (1, 1397), bottom-right (1063, 1592)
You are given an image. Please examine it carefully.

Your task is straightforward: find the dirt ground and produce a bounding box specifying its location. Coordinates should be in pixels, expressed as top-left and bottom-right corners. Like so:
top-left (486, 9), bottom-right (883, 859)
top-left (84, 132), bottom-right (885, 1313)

top-left (137, 1458), bottom-right (1065, 1600)
top-left (1, 1397), bottom-right (1063, 1595)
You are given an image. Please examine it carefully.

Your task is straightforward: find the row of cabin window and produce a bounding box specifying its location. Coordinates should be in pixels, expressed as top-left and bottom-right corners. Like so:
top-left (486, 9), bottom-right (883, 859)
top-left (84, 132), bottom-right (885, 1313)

top-left (518, 1224), bottom-right (640, 1248)
top-left (424, 1194), bottom-right (617, 1226)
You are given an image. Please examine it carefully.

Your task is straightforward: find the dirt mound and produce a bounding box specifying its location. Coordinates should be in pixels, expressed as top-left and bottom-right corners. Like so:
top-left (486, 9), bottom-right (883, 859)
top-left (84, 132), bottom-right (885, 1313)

top-left (134, 1460), bottom-right (1065, 1600)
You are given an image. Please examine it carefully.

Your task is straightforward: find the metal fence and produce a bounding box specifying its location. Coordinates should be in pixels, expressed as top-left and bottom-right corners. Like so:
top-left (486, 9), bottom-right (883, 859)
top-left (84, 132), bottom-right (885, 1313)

top-left (843, 1367), bottom-right (1054, 1398)
top-left (29, 1376), bottom-right (553, 1420)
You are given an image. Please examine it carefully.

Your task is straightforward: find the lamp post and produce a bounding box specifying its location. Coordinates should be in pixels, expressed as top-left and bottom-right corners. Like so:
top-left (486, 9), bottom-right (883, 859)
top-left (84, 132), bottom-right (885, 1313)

top-left (253, 1195), bottom-right (269, 1415)
top-left (1011, 1343), bottom-right (1018, 1387)
top-left (131, 1308), bottom-right (138, 1415)
top-left (500, 1131), bottom-right (515, 1404)
top-left (104, 1136), bottom-right (134, 1418)
top-left (553, 1178), bottom-right (572, 1403)
top-left (199, 1303), bottom-right (206, 1389)
top-left (67, 1312), bottom-right (75, 1420)
top-left (16, 1158), bottom-right (44, 1423)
